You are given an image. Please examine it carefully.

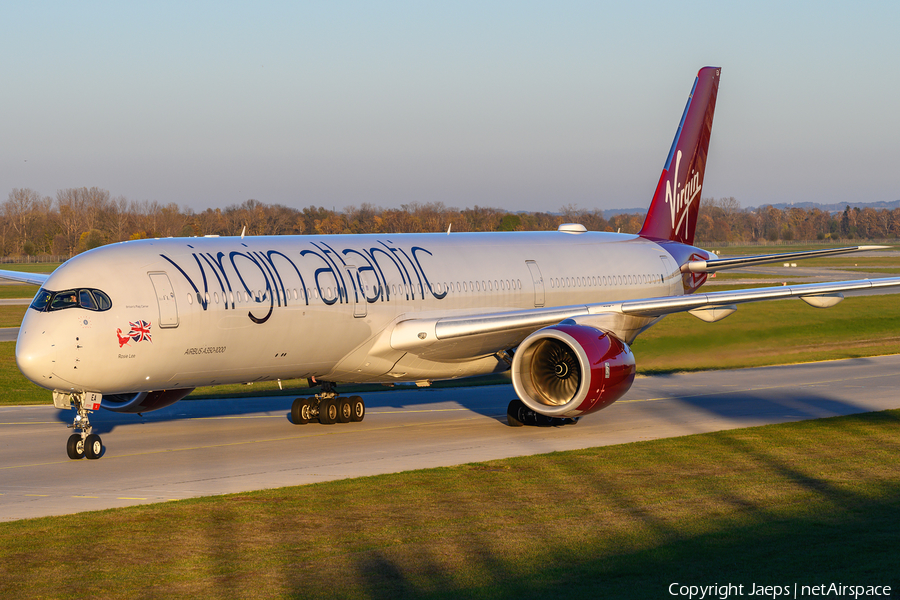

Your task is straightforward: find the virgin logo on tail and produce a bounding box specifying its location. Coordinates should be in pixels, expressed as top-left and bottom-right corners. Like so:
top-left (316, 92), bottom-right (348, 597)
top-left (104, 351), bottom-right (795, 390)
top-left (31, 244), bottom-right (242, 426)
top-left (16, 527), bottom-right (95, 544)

top-left (666, 150), bottom-right (702, 239)
top-left (639, 67), bottom-right (719, 246)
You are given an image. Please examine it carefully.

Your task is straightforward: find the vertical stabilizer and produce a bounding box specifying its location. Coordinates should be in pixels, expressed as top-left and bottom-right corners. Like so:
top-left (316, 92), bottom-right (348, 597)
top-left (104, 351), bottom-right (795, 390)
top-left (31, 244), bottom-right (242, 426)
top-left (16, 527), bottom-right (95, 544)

top-left (639, 67), bottom-right (720, 245)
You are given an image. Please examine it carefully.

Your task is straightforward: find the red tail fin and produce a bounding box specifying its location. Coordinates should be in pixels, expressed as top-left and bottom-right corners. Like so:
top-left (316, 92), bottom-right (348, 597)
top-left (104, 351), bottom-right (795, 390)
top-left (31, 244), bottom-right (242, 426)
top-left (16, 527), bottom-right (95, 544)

top-left (639, 67), bottom-right (720, 245)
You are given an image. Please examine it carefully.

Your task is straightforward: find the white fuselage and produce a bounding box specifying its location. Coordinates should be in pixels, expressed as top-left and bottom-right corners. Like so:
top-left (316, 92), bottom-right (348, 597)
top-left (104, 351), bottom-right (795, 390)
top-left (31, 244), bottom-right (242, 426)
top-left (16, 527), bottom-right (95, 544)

top-left (16, 230), bottom-right (688, 395)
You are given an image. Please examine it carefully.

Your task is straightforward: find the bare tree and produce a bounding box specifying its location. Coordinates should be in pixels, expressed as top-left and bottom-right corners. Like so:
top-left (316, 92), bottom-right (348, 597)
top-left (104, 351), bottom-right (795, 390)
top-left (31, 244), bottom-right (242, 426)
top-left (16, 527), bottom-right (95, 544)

top-left (55, 188), bottom-right (89, 254)
top-left (3, 188), bottom-right (42, 254)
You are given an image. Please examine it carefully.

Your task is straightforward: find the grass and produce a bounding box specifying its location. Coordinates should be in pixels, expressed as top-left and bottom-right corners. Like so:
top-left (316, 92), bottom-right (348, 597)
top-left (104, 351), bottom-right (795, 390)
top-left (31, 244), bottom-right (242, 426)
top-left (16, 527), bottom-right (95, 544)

top-left (1, 410), bottom-right (898, 599)
top-left (0, 305), bottom-right (27, 328)
top-left (634, 293), bottom-right (900, 373)
top-left (706, 272), bottom-right (802, 281)
top-left (794, 256), bottom-right (900, 268)
top-left (0, 284), bottom-right (38, 299)
top-left (843, 267), bottom-right (900, 275)
top-left (0, 262), bottom-right (61, 273)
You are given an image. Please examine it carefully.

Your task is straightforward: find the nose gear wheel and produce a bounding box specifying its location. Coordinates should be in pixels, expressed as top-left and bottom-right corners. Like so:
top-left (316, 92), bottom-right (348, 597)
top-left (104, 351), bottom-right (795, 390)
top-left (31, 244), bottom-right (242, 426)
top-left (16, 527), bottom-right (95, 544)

top-left (64, 392), bottom-right (103, 460)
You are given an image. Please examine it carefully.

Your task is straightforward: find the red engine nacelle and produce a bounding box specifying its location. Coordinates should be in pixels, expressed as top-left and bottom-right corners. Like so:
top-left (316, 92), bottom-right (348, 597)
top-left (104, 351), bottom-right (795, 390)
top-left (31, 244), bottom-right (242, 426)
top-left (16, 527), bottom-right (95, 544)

top-left (100, 388), bottom-right (195, 413)
top-left (511, 323), bottom-right (636, 418)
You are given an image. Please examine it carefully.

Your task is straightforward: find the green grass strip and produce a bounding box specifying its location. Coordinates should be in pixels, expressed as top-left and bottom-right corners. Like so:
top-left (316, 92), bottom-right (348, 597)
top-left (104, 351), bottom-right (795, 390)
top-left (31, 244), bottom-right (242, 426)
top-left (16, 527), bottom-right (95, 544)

top-left (0, 305), bottom-right (27, 328)
top-left (0, 284), bottom-right (38, 299)
top-left (634, 293), bottom-right (900, 373)
top-left (1, 410), bottom-right (898, 599)
top-left (0, 262), bottom-right (61, 273)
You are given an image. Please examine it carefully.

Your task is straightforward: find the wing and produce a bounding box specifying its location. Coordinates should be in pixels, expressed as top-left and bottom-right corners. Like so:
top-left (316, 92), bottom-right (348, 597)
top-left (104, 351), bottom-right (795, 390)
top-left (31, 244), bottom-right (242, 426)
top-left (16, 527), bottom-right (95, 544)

top-left (390, 276), bottom-right (900, 359)
top-left (0, 269), bottom-right (50, 286)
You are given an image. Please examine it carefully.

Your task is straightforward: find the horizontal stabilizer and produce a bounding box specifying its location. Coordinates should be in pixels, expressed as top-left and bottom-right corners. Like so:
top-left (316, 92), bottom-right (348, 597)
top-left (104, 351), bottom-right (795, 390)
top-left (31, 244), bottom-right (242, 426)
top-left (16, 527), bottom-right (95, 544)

top-left (621, 277), bottom-right (900, 317)
top-left (682, 246), bottom-right (889, 273)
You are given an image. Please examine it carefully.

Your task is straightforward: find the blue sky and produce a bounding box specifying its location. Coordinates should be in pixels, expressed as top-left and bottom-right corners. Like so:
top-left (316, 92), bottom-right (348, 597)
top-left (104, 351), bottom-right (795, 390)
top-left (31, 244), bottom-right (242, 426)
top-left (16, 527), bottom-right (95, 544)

top-left (2, 1), bottom-right (898, 213)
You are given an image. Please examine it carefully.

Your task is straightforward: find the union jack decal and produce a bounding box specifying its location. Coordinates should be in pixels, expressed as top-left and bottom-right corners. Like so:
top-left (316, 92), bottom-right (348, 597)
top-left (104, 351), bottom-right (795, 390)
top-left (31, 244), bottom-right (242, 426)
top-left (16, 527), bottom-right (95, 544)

top-left (128, 320), bottom-right (152, 343)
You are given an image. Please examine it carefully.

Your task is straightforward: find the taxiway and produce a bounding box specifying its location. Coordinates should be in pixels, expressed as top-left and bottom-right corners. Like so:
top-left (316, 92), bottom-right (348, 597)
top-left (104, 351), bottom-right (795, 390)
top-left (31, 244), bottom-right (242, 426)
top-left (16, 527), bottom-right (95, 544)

top-left (2, 354), bottom-right (900, 522)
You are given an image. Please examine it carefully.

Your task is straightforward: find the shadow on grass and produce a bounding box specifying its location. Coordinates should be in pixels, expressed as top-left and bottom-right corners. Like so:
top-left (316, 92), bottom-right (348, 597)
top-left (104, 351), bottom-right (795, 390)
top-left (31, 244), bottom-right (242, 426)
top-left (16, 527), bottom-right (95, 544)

top-left (292, 418), bottom-right (900, 599)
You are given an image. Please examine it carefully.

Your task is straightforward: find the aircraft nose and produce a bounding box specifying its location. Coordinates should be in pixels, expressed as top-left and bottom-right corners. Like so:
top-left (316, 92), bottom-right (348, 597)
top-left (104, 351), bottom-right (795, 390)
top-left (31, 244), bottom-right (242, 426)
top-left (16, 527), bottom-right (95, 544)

top-left (15, 321), bottom-right (57, 389)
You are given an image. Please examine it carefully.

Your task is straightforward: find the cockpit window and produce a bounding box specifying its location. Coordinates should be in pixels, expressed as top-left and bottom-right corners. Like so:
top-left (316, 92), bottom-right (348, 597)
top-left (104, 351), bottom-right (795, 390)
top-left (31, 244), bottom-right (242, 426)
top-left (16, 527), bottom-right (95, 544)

top-left (50, 291), bottom-right (79, 310)
top-left (29, 288), bottom-right (113, 312)
top-left (79, 289), bottom-right (97, 310)
top-left (92, 290), bottom-right (112, 310)
top-left (30, 289), bottom-right (52, 311)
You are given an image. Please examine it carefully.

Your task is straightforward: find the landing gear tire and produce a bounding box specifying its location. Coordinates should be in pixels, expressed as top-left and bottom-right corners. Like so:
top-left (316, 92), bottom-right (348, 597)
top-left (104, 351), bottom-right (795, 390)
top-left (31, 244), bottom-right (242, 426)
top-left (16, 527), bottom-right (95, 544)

top-left (507, 399), bottom-right (527, 427)
top-left (350, 396), bottom-right (365, 422)
top-left (291, 397), bottom-right (312, 424)
top-left (85, 434), bottom-right (102, 459)
top-left (507, 399), bottom-right (579, 427)
top-left (337, 397), bottom-right (352, 423)
top-left (319, 398), bottom-right (338, 425)
top-left (67, 434), bottom-right (85, 460)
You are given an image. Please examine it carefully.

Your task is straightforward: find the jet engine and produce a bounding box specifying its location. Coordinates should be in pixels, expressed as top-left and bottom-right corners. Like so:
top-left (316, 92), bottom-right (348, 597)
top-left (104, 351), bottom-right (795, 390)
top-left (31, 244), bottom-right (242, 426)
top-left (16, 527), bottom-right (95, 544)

top-left (510, 322), bottom-right (635, 419)
top-left (100, 388), bottom-right (195, 413)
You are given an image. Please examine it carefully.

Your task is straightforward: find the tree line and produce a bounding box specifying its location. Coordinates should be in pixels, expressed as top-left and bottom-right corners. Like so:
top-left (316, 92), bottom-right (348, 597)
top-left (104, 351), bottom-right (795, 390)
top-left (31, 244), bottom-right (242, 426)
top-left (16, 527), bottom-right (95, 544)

top-left (2, 187), bottom-right (898, 259)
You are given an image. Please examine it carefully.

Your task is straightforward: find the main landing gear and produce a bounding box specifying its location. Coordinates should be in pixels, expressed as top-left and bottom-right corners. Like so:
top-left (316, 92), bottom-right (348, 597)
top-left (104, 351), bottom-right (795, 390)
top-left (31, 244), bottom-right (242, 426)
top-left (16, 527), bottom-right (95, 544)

top-left (291, 382), bottom-right (365, 425)
top-left (506, 399), bottom-right (579, 428)
top-left (64, 392), bottom-right (103, 459)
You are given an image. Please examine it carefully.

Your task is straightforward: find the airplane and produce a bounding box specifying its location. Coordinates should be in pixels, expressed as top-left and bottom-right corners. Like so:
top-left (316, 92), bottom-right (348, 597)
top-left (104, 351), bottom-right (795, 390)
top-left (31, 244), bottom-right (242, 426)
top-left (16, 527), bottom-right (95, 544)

top-left (3, 66), bottom-right (899, 460)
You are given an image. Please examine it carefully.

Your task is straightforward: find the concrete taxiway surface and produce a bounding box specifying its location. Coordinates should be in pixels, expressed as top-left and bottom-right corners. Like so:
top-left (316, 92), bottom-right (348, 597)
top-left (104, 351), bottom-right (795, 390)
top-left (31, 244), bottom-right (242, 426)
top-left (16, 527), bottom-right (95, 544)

top-left (2, 354), bottom-right (900, 522)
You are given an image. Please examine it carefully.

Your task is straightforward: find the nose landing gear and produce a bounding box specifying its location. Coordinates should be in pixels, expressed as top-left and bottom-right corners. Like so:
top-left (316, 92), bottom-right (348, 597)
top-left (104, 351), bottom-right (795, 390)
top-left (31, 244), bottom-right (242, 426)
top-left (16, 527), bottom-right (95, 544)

top-left (60, 392), bottom-right (103, 459)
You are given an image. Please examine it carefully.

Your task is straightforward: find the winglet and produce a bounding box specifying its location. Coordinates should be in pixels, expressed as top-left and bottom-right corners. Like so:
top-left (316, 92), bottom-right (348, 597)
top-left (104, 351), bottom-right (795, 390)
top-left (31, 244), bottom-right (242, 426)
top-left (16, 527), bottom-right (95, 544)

top-left (639, 67), bottom-right (720, 245)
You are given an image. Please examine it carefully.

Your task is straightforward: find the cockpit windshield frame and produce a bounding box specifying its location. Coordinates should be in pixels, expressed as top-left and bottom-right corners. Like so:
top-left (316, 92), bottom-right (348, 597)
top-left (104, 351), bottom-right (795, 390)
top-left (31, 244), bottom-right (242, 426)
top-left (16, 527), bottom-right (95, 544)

top-left (29, 288), bottom-right (112, 313)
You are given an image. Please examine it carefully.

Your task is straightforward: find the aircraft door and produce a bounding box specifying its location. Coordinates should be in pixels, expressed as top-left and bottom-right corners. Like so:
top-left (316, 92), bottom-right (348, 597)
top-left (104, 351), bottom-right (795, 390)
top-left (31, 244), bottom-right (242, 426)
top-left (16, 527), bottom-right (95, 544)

top-left (344, 265), bottom-right (366, 318)
top-left (525, 260), bottom-right (545, 307)
top-left (659, 255), bottom-right (677, 292)
top-left (148, 272), bottom-right (179, 328)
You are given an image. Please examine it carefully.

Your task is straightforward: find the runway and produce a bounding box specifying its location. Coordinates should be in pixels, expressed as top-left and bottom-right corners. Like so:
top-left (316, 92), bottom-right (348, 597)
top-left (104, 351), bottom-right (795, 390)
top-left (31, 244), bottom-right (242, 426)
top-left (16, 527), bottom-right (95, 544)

top-left (2, 354), bottom-right (899, 522)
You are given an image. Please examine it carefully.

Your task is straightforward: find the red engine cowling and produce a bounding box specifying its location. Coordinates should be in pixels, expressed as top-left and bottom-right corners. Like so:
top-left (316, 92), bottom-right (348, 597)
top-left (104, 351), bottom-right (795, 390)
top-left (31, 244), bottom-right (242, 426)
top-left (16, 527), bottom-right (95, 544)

top-left (100, 388), bottom-right (195, 413)
top-left (511, 323), bottom-right (635, 418)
